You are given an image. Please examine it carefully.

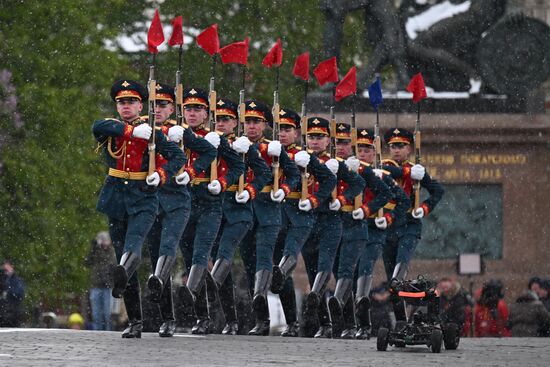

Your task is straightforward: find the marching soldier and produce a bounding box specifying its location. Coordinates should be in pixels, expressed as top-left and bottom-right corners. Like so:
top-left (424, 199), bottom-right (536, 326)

top-left (329, 123), bottom-right (391, 338)
top-left (177, 88), bottom-right (245, 334)
top-left (271, 108), bottom-right (336, 337)
top-left (381, 127), bottom-right (444, 324)
top-left (208, 98), bottom-right (272, 335)
top-left (144, 83), bottom-right (216, 337)
top-left (240, 99), bottom-right (301, 335)
top-left (300, 117), bottom-right (364, 338)
top-left (344, 128), bottom-right (410, 339)
top-left (92, 79), bottom-right (186, 338)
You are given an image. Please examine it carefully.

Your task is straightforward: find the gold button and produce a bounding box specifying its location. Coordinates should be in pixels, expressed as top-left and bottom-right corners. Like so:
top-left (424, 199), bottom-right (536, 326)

top-left (124, 181), bottom-right (128, 185)
top-left (126, 168), bottom-right (130, 171)
top-left (127, 154), bottom-right (130, 158)
top-left (128, 141), bottom-right (131, 145)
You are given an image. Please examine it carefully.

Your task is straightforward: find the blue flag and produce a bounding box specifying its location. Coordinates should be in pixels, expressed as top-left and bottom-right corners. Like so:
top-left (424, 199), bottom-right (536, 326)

top-left (368, 77), bottom-right (383, 111)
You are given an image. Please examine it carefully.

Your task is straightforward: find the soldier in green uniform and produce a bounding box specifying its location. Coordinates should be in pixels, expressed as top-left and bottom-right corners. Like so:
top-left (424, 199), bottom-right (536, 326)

top-left (177, 88), bottom-right (245, 335)
top-left (240, 100), bottom-right (301, 336)
top-left (92, 79), bottom-right (186, 338)
top-left (381, 127), bottom-right (444, 325)
top-left (300, 117), bottom-right (364, 338)
top-left (329, 123), bottom-right (391, 338)
top-left (144, 83), bottom-right (216, 337)
top-left (206, 98), bottom-right (272, 335)
top-left (270, 108), bottom-right (336, 337)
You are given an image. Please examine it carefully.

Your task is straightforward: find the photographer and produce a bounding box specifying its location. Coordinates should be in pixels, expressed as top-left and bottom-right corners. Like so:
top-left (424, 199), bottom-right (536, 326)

top-left (0, 259), bottom-right (25, 327)
top-left (85, 231), bottom-right (116, 330)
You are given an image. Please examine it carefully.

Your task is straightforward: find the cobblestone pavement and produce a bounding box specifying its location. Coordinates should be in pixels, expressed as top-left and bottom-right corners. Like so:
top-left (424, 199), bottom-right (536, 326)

top-left (0, 328), bottom-right (548, 367)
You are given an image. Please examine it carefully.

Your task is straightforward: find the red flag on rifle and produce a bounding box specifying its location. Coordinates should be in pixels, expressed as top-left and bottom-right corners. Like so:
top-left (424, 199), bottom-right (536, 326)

top-left (313, 57), bottom-right (338, 86)
top-left (406, 72), bottom-right (427, 103)
top-left (292, 52), bottom-right (310, 81)
top-left (262, 38), bottom-right (283, 68)
top-left (196, 24), bottom-right (219, 56)
top-left (335, 66), bottom-right (356, 102)
top-left (168, 16), bottom-right (183, 47)
top-left (220, 38), bottom-right (249, 65)
top-left (147, 9), bottom-right (165, 54)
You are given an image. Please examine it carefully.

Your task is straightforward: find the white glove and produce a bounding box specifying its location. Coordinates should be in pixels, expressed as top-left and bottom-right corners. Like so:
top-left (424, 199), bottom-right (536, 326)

top-left (270, 188), bottom-right (285, 203)
top-left (175, 171), bottom-right (190, 186)
top-left (267, 140), bottom-right (282, 157)
top-left (352, 208), bottom-right (364, 220)
top-left (232, 136), bottom-right (250, 154)
top-left (146, 172), bottom-right (160, 187)
top-left (345, 156), bottom-right (360, 172)
top-left (208, 180), bottom-right (222, 195)
top-left (372, 169), bottom-right (384, 179)
top-left (325, 158), bottom-right (339, 176)
top-left (298, 199), bottom-right (313, 212)
top-left (411, 164), bottom-right (425, 181)
top-left (294, 150), bottom-right (310, 168)
top-left (375, 216), bottom-right (388, 229)
top-left (329, 199), bottom-right (341, 211)
top-left (167, 125), bottom-right (185, 143)
top-left (132, 124), bottom-right (152, 140)
top-left (235, 190), bottom-right (250, 203)
top-left (204, 131), bottom-right (220, 149)
top-left (412, 207), bottom-right (425, 219)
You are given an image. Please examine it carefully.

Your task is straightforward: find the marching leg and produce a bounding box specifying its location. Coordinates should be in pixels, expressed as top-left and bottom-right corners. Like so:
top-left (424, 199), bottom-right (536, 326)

top-left (147, 255), bottom-right (175, 303)
top-left (355, 275), bottom-right (373, 339)
top-left (112, 251), bottom-right (140, 298)
top-left (328, 278), bottom-right (353, 338)
top-left (248, 269), bottom-right (272, 336)
top-left (158, 277), bottom-right (176, 337)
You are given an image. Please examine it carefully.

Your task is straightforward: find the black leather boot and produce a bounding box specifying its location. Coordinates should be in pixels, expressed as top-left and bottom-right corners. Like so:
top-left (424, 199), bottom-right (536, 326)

top-left (340, 296), bottom-right (357, 339)
top-left (281, 321), bottom-right (299, 337)
top-left (271, 255), bottom-right (297, 294)
top-left (355, 275), bottom-right (373, 340)
top-left (219, 274), bottom-right (239, 335)
top-left (148, 255), bottom-right (175, 303)
top-left (191, 286), bottom-right (210, 335)
top-left (314, 297), bottom-right (332, 338)
top-left (303, 271), bottom-right (330, 336)
top-left (158, 277), bottom-right (176, 337)
top-left (121, 281), bottom-right (142, 338)
top-left (328, 278), bottom-right (352, 339)
top-left (211, 258), bottom-right (232, 287)
top-left (249, 269), bottom-right (272, 336)
top-left (113, 252), bottom-right (140, 298)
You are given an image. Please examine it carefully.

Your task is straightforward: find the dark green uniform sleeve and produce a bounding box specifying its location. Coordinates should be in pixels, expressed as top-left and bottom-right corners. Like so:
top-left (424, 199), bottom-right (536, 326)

top-left (246, 145), bottom-right (272, 193)
top-left (361, 165), bottom-right (391, 214)
top-left (218, 135), bottom-right (245, 187)
top-left (384, 175), bottom-right (410, 227)
top-left (337, 161), bottom-right (365, 202)
top-left (420, 172), bottom-right (444, 213)
top-left (308, 155), bottom-right (336, 203)
top-left (154, 130), bottom-right (186, 178)
top-left (92, 118), bottom-right (125, 142)
top-left (183, 128), bottom-right (217, 175)
top-left (279, 149), bottom-right (300, 191)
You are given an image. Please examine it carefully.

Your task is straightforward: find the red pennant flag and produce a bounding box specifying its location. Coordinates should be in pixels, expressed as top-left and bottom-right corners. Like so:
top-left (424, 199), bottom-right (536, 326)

top-left (262, 38), bottom-right (283, 68)
top-left (147, 9), bottom-right (165, 54)
top-left (406, 72), bottom-right (427, 103)
top-left (335, 66), bottom-right (357, 102)
top-left (168, 16), bottom-right (183, 47)
top-left (196, 24), bottom-right (219, 56)
top-left (313, 57), bottom-right (339, 86)
top-left (219, 38), bottom-right (249, 65)
top-left (292, 52), bottom-right (310, 81)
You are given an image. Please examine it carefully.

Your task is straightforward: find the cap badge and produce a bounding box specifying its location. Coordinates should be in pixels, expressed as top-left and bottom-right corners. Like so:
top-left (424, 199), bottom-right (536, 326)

top-left (217, 100), bottom-right (225, 106)
top-left (312, 119), bottom-right (320, 124)
top-left (121, 81), bottom-right (130, 87)
top-left (249, 102), bottom-right (257, 108)
top-left (393, 128), bottom-right (400, 134)
top-left (189, 88), bottom-right (197, 95)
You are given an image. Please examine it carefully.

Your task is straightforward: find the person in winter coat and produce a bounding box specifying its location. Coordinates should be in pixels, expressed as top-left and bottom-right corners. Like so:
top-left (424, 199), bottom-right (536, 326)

top-left (508, 291), bottom-right (550, 337)
top-left (474, 279), bottom-right (511, 337)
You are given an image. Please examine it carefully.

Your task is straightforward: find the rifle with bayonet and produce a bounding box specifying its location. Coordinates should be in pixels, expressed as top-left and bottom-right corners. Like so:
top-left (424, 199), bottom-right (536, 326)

top-left (208, 76), bottom-right (218, 181)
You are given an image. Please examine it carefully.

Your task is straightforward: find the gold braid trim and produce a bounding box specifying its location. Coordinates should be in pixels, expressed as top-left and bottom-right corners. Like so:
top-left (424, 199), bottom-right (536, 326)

top-left (107, 137), bottom-right (126, 159)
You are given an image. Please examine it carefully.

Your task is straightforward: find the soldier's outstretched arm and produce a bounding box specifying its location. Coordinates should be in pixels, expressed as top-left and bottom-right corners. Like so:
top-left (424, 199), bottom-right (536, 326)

top-left (182, 127), bottom-right (217, 176)
top-left (246, 144), bottom-right (273, 195)
top-left (92, 118), bottom-right (128, 143)
top-left (338, 161), bottom-right (365, 202)
top-left (362, 165), bottom-right (392, 214)
top-left (218, 136), bottom-right (246, 188)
